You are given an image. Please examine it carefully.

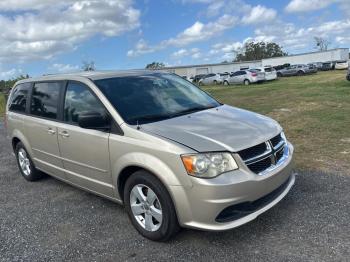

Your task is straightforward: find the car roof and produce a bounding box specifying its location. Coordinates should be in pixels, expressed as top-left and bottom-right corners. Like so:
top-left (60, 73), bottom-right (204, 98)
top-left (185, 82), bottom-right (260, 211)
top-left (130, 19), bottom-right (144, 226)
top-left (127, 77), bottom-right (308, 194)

top-left (15, 70), bottom-right (164, 85)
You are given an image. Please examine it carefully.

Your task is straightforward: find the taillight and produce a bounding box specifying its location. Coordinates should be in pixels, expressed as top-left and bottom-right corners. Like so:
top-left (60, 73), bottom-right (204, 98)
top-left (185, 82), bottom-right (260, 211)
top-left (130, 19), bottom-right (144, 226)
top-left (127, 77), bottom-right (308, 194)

top-left (251, 72), bottom-right (257, 77)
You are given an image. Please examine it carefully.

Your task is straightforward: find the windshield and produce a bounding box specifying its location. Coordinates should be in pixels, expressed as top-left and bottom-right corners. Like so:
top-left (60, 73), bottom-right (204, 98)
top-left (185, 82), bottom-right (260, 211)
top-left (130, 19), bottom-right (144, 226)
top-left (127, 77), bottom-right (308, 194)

top-left (94, 73), bottom-right (221, 125)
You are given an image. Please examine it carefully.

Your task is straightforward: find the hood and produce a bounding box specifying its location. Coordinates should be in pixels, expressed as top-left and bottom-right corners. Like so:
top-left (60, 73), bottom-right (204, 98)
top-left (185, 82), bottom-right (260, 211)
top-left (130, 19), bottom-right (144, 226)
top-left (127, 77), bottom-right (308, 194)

top-left (140, 105), bottom-right (282, 152)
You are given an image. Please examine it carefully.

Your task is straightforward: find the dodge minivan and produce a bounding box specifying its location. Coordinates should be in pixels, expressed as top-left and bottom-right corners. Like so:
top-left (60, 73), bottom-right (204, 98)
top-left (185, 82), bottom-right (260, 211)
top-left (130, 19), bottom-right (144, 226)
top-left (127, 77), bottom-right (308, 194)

top-left (5, 71), bottom-right (295, 241)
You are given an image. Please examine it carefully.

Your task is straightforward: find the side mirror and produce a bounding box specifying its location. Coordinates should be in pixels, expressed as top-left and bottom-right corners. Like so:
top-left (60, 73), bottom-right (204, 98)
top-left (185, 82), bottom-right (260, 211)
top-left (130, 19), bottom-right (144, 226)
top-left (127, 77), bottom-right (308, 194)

top-left (78, 111), bottom-right (110, 130)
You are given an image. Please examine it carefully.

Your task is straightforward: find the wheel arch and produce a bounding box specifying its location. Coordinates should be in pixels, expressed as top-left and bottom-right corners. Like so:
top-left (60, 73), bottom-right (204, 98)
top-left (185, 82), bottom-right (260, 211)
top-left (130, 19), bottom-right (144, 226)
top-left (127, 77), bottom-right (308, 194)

top-left (113, 152), bottom-right (189, 201)
top-left (11, 130), bottom-right (33, 157)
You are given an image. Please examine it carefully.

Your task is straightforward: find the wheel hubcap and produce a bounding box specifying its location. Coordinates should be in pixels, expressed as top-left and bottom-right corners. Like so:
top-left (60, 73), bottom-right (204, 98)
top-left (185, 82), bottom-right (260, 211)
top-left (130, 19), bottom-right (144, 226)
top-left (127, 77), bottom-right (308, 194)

top-left (18, 148), bottom-right (31, 176)
top-left (130, 184), bottom-right (162, 232)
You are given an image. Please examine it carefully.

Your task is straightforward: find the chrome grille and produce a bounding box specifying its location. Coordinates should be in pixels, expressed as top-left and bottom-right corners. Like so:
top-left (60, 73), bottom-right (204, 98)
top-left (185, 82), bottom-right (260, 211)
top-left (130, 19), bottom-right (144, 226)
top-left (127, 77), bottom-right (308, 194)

top-left (237, 133), bottom-right (288, 175)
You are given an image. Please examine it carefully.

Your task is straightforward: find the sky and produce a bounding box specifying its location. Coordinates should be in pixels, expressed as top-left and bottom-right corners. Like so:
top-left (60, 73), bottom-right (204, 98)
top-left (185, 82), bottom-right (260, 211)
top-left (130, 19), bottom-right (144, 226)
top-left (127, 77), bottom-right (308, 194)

top-left (0, 0), bottom-right (349, 80)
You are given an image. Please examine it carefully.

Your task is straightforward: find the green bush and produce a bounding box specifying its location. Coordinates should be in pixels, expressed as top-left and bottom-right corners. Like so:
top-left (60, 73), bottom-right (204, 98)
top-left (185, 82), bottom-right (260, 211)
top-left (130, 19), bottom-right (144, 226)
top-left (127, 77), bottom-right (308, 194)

top-left (0, 93), bottom-right (6, 116)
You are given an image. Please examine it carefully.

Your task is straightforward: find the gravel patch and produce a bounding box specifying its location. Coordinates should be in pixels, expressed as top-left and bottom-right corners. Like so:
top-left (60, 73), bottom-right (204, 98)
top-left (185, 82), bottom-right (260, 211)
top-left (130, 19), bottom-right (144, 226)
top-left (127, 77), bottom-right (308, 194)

top-left (0, 124), bottom-right (349, 262)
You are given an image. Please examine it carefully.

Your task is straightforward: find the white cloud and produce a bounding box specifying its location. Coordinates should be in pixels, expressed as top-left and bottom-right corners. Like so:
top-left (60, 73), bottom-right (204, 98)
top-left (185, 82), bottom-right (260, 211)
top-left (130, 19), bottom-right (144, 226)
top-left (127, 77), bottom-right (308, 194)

top-left (128, 14), bottom-right (237, 57)
top-left (252, 19), bottom-right (350, 52)
top-left (0, 68), bottom-right (23, 80)
top-left (0, 0), bottom-right (140, 62)
top-left (164, 14), bottom-right (237, 47)
top-left (0, 0), bottom-right (73, 10)
top-left (172, 49), bottom-right (189, 58)
top-left (49, 63), bottom-right (80, 73)
top-left (171, 48), bottom-right (201, 59)
top-left (242, 5), bottom-right (277, 25)
top-left (285, 0), bottom-right (337, 13)
top-left (209, 41), bottom-right (246, 61)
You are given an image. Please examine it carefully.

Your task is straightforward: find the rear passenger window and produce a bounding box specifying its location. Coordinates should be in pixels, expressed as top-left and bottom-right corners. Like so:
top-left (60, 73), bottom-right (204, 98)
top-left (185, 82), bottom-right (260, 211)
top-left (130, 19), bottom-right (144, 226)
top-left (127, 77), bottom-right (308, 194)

top-left (8, 83), bottom-right (31, 113)
top-left (31, 82), bottom-right (61, 119)
top-left (64, 82), bottom-right (106, 124)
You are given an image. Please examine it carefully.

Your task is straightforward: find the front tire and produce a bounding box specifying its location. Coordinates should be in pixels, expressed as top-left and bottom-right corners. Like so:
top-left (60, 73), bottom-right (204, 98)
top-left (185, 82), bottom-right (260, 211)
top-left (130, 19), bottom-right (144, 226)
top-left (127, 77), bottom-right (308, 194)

top-left (297, 71), bottom-right (304, 76)
top-left (15, 142), bottom-right (43, 181)
top-left (124, 170), bottom-right (180, 241)
top-left (223, 80), bottom-right (229, 86)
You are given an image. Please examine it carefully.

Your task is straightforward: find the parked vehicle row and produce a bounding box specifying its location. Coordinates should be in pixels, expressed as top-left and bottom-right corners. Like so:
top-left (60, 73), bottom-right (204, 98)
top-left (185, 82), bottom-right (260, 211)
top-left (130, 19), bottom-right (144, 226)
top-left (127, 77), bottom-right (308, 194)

top-left (182, 60), bottom-right (349, 84)
top-left (194, 66), bottom-right (277, 86)
top-left (277, 64), bottom-right (317, 77)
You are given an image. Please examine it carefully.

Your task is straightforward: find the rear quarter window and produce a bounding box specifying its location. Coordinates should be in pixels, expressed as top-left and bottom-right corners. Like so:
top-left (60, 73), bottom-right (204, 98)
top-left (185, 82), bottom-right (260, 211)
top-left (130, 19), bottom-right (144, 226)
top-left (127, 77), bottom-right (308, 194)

top-left (8, 83), bottom-right (31, 113)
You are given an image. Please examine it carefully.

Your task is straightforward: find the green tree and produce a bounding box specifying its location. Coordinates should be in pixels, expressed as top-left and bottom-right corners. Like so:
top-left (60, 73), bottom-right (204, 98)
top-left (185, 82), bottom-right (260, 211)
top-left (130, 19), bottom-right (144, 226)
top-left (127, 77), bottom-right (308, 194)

top-left (145, 62), bottom-right (165, 70)
top-left (0, 74), bottom-right (30, 92)
top-left (82, 61), bottom-right (96, 71)
top-left (234, 41), bottom-right (287, 62)
top-left (314, 37), bottom-right (330, 51)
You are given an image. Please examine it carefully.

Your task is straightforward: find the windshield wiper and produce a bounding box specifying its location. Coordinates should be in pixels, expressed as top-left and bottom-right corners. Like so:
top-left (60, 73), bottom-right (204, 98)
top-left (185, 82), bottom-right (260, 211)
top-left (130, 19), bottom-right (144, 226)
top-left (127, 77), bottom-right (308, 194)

top-left (128, 114), bottom-right (171, 124)
top-left (170, 105), bottom-right (218, 118)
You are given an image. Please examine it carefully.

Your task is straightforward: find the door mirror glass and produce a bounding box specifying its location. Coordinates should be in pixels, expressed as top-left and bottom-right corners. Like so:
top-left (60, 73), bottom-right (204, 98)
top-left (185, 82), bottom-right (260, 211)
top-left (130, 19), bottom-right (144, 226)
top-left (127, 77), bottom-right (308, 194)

top-left (78, 112), bottom-right (110, 130)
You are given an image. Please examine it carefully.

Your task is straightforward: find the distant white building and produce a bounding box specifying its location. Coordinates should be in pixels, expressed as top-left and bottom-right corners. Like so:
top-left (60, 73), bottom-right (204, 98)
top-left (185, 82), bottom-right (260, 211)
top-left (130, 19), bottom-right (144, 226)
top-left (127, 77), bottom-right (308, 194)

top-left (262, 48), bottom-right (349, 67)
top-left (163, 48), bottom-right (349, 78)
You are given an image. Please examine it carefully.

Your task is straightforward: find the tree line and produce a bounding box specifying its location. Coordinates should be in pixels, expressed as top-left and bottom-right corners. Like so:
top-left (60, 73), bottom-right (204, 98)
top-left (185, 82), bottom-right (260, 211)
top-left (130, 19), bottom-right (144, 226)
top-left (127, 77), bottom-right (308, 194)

top-left (0, 75), bottom-right (30, 92)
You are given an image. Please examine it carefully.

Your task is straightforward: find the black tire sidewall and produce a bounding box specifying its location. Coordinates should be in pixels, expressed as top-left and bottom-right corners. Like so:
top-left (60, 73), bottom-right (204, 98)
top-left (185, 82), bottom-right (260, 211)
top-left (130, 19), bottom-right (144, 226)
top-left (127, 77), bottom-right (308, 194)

top-left (124, 170), bottom-right (179, 241)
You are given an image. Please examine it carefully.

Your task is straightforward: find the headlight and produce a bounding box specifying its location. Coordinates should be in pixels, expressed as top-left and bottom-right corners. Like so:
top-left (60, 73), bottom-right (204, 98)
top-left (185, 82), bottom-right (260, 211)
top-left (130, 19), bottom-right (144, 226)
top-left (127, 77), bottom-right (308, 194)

top-left (181, 152), bottom-right (238, 178)
top-left (281, 131), bottom-right (287, 142)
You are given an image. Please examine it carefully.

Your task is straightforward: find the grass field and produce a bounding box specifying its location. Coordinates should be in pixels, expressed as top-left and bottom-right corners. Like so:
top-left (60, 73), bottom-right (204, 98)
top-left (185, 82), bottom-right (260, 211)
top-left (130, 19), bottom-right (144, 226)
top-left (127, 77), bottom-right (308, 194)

top-left (203, 70), bottom-right (350, 174)
top-left (0, 71), bottom-right (349, 174)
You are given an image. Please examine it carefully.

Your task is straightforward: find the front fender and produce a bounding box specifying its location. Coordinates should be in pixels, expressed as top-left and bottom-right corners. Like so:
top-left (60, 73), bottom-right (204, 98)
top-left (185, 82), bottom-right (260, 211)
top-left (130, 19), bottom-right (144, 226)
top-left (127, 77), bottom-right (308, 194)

top-left (112, 152), bottom-right (192, 198)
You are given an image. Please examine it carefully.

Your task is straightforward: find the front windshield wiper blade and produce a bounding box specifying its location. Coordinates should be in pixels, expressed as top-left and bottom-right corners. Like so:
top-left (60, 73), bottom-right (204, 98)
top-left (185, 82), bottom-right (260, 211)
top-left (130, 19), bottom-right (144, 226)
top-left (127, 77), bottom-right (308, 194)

top-left (129, 114), bottom-right (171, 124)
top-left (170, 105), bottom-right (218, 118)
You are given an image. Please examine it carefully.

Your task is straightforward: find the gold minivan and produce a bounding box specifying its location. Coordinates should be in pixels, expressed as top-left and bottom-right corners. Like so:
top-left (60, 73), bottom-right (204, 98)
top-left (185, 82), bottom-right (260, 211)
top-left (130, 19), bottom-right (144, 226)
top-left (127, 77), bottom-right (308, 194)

top-left (6, 71), bottom-right (295, 241)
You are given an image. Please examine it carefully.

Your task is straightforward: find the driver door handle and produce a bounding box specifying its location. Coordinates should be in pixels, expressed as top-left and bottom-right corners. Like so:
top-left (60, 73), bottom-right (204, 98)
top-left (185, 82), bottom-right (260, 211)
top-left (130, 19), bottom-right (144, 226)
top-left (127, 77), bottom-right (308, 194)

top-left (59, 131), bottom-right (70, 138)
top-left (47, 128), bottom-right (56, 135)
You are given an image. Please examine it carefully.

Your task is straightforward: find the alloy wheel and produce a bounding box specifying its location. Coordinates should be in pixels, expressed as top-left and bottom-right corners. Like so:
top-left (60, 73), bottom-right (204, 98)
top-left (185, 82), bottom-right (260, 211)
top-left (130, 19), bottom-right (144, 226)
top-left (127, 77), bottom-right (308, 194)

top-left (18, 148), bottom-right (31, 176)
top-left (130, 184), bottom-right (163, 232)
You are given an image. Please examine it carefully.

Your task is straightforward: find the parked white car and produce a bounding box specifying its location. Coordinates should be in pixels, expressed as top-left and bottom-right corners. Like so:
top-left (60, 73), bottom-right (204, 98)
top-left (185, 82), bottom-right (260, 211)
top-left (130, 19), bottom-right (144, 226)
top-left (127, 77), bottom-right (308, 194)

top-left (252, 67), bottom-right (277, 81)
top-left (219, 72), bottom-right (230, 82)
top-left (335, 60), bottom-right (349, 70)
top-left (223, 70), bottom-right (265, 86)
top-left (198, 73), bottom-right (223, 85)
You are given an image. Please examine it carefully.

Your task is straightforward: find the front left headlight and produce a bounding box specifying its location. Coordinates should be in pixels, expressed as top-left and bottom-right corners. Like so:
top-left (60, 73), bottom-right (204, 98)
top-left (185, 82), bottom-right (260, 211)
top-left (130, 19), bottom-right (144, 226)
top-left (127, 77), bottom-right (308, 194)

top-left (181, 152), bottom-right (238, 178)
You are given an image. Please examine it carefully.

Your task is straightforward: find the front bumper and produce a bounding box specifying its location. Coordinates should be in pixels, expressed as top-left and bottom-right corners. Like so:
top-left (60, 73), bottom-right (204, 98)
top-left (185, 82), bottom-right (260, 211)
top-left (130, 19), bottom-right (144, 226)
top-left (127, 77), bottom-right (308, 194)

top-left (170, 143), bottom-right (295, 231)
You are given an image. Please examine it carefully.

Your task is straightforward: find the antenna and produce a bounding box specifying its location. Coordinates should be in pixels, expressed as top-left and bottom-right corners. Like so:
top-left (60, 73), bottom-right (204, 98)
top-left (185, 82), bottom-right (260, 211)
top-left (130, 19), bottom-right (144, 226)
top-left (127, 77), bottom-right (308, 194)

top-left (136, 120), bottom-right (141, 130)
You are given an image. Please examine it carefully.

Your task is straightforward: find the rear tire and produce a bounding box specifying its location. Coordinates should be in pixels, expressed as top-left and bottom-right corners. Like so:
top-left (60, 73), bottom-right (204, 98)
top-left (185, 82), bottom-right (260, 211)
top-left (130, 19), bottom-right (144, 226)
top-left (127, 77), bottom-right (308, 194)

top-left (124, 170), bottom-right (180, 241)
top-left (277, 72), bottom-right (282, 77)
top-left (297, 71), bottom-right (304, 76)
top-left (244, 79), bottom-right (250, 86)
top-left (15, 142), bottom-right (43, 181)
top-left (213, 80), bottom-right (217, 85)
top-left (347, 74), bottom-right (350, 81)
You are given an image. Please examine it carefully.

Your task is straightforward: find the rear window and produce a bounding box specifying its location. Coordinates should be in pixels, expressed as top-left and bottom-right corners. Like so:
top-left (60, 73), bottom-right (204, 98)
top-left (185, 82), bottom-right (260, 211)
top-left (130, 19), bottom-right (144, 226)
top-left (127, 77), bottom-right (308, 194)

top-left (8, 83), bottom-right (31, 113)
top-left (264, 67), bottom-right (274, 72)
top-left (30, 82), bottom-right (61, 120)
